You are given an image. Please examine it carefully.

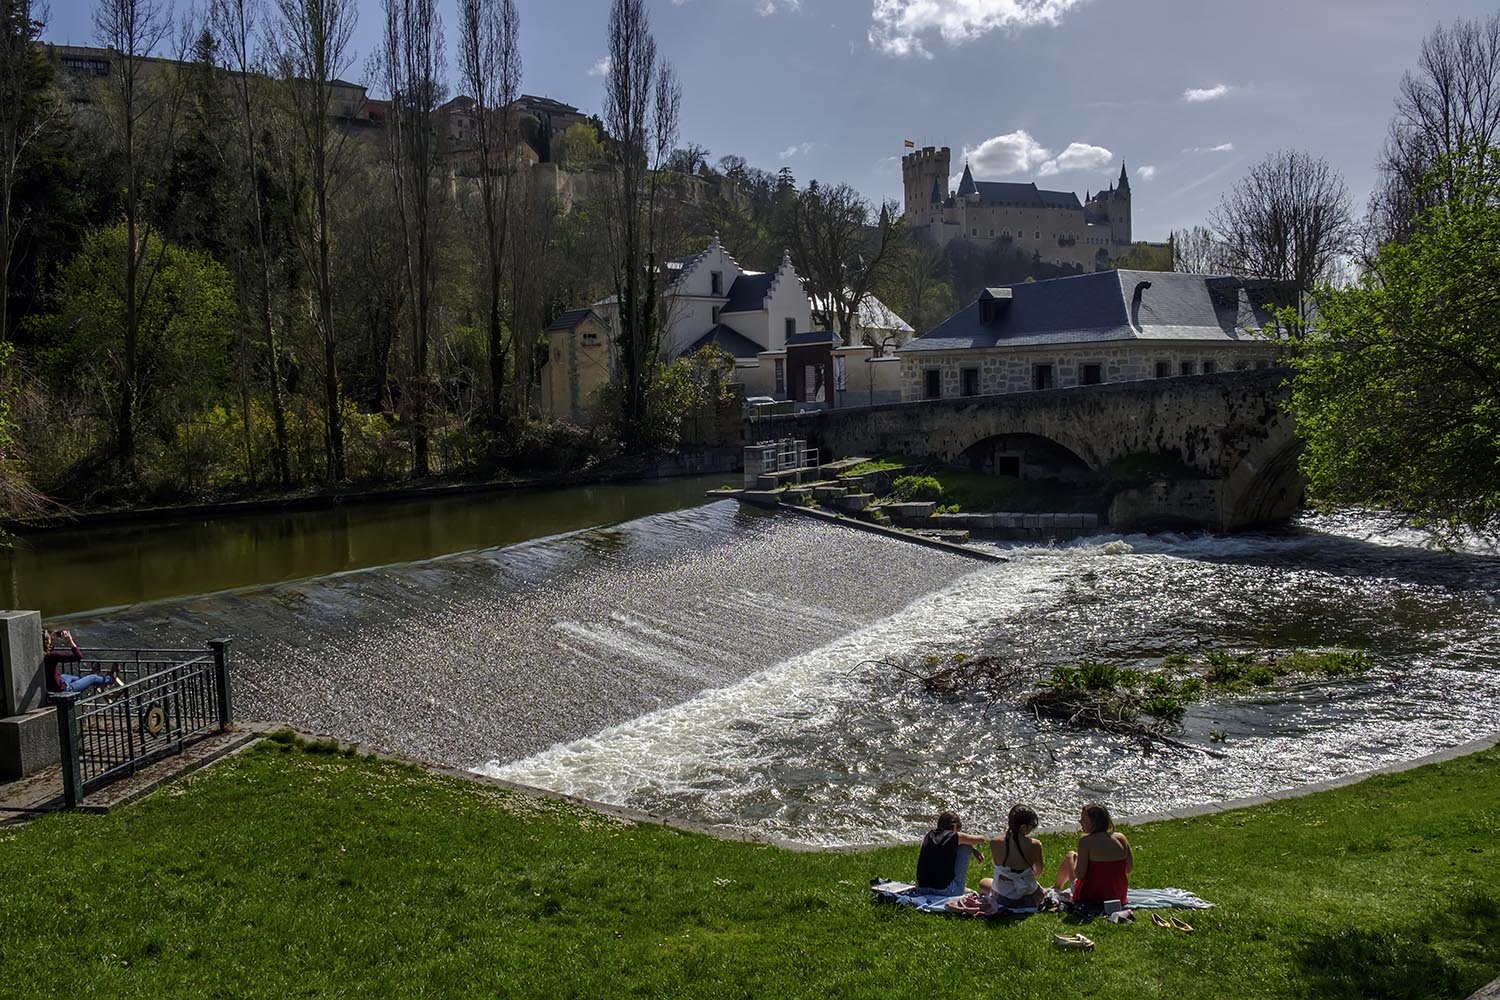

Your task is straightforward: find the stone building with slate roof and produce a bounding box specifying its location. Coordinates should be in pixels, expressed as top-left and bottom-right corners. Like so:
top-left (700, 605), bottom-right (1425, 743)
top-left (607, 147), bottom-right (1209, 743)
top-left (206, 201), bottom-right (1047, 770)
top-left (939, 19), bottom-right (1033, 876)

top-left (902, 145), bottom-right (1132, 270)
top-left (898, 269), bottom-right (1286, 402)
top-left (538, 309), bottom-right (612, 423)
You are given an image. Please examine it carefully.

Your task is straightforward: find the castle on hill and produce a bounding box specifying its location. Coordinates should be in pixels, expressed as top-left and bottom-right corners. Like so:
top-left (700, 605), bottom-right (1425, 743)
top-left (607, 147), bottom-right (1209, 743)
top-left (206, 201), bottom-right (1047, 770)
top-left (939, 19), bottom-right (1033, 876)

top-left (902, 145), bottom-right (1132, 272)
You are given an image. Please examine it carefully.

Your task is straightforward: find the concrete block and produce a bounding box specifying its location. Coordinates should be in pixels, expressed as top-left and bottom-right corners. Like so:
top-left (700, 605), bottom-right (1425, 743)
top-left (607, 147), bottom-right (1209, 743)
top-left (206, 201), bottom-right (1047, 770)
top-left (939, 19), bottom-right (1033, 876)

top-left (1023, 514), bottom-right (1041, 529)
top-left (837, 493), bottom-right (873, 511)
top-left (884, 501), bottom-right (937, 518)
top-left (1059, 514), bottom-right (1084, 528)
top-left (0, 611), bottom-right (44, 717)
top-left (996, 513), bottom-right (1020, 529)
top-left (813, 486), bottom-right (848, 502)
top-left (1082, 513), bottom-right (1100, 528)
top-left (0, 708), bottom-right (58, 779)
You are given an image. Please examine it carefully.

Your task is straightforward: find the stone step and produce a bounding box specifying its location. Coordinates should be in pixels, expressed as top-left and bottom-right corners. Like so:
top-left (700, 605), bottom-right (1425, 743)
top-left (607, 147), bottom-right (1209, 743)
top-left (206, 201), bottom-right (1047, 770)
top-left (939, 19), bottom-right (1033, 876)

top-left (915, 528), bottom-right (971, 544)
top-left (813, 485), bottom-right (849, 502)
top-left (836, 493), bottom-right (873, 511)
top-left (880, 501), bottom-right (938, 518)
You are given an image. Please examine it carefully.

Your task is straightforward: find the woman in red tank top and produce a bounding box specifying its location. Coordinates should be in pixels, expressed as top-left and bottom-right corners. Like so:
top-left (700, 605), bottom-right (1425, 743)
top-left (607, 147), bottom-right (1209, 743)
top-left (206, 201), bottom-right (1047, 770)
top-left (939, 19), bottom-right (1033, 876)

top-left (1054, 802), bottom-right (1133, 908)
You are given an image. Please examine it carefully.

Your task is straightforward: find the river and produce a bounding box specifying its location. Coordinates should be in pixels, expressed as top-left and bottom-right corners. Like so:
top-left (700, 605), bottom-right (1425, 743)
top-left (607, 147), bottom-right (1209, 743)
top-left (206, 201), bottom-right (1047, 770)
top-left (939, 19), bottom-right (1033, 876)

top-left (30, 487), bottom-right (1500, 847)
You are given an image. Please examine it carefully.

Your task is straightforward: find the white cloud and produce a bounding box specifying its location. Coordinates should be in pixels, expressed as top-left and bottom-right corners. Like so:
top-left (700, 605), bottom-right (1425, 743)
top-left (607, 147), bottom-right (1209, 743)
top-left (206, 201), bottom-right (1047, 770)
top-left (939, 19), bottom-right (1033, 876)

top-left (1181, 84), bottom-right (1230, 102)
top-left (756, 0), bottom-right (800, 13)
top-left (588, 55), bottom-right (612, 77)
top-left (870, 0), bottom-right (1092, 59)
top-left (959, 131), bottom-right (1112, 178)
top-left (962, 130), bottom-right (1052, 176)
top-left (1037, 141), bottom-right (1112, 176)
top-left (1136, 164), bottom-right (1156, 180)
top-left (1183, 142), bottom-right (1235, 153)
top-left (779, 141), bottom-right (816, 159)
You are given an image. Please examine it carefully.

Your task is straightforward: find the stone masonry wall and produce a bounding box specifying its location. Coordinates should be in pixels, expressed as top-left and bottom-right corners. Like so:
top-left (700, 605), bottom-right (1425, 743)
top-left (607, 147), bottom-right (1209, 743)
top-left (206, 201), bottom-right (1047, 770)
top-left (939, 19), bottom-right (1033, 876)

top-left (900, 343), bottom-right (1278, 401)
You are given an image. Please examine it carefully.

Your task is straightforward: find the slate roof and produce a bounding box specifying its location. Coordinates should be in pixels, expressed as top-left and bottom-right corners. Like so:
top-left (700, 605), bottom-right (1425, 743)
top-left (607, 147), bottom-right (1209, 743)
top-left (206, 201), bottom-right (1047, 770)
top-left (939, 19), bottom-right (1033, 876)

top-left (685, 325), bottom-right (764, 359)
top-left (965, 180), bottom-right (1083, 211)
top-left (902, 270), bottom-right (1292, 353)
top-left (546, 308), bottom-right (598, 332)
top-left (785, 330), bottom-right (842, 347)
top-left (719, 272), bottom-right (775, 313)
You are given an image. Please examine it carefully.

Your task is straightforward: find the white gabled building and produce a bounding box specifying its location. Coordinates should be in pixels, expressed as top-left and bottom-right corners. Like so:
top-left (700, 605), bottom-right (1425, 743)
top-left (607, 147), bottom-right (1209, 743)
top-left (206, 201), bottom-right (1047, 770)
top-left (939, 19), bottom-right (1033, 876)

top-left (542, 236), bottom-right (911, 420)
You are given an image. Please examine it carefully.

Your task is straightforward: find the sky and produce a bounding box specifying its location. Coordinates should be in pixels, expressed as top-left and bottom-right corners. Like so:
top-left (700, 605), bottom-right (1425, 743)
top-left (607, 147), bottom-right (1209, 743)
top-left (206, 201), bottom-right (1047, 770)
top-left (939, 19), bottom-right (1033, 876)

top-left (43, 0), bottom-right (1500, 241)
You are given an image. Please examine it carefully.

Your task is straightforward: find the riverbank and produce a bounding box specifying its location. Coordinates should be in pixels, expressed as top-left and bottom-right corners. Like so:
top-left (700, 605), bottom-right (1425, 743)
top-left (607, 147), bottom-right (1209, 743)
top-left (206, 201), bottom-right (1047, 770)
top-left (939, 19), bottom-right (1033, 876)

top-left (1, 448), bottom-right (739, 534)
top-left (1, 736), bottom-right (1495, 998)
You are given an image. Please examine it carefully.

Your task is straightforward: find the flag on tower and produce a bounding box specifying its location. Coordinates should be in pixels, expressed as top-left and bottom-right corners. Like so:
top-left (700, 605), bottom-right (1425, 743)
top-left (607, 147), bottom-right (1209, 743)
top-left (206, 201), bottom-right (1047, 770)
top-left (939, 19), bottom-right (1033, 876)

top-left (903, 139), bottom-right (915, 148)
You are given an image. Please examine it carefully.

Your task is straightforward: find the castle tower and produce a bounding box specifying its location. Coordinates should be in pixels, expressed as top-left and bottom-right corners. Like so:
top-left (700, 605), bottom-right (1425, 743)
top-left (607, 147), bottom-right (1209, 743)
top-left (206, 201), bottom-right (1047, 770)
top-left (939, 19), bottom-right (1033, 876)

top-left (901, 146), bottom-right (951, 227)
top-left (1112, 162), bottom-right (1132, 246)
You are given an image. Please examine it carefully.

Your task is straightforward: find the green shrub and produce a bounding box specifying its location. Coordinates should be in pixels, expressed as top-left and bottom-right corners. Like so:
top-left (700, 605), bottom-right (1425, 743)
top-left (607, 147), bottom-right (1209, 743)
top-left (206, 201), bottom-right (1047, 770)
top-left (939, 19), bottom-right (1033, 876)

top-left (890, 475), bottom-right (943, 501)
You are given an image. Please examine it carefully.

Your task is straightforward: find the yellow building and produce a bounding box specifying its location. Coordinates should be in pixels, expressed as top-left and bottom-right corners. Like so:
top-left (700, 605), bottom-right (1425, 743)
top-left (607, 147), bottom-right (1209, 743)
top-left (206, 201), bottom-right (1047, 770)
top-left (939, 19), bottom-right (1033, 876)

top-left (539, 309), bottom-right (612, 424)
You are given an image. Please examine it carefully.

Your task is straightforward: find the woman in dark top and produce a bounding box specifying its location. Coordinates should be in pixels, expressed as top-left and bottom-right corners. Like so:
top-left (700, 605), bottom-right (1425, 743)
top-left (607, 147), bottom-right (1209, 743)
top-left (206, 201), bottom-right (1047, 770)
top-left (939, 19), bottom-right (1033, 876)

top-left (915, 810), bottom-right (987, 895)
top-left (44, 629), bottom-right (118, 695)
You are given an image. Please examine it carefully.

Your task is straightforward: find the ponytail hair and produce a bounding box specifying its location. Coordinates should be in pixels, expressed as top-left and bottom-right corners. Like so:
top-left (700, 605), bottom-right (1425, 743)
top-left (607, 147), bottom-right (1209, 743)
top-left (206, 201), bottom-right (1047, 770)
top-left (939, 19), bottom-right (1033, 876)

top-left (1006, 803), bottom-right (1039, 866)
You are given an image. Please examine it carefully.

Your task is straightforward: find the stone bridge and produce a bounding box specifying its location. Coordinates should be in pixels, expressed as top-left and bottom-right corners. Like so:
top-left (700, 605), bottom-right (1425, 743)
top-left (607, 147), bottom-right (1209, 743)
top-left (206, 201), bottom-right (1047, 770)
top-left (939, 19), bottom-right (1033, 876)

top-left (748, 368), bottom-right (1302, 531)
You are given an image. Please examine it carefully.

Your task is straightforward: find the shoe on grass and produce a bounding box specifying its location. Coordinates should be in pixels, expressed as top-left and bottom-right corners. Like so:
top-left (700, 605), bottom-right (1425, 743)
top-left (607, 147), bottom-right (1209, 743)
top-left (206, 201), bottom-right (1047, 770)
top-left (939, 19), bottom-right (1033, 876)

top-left (1170, 916), bottom-right (1195, 932)
top-left (1052, 933), bottom-right (1095, 952)
top-left (1151, 913), bottom-right (1171, 928)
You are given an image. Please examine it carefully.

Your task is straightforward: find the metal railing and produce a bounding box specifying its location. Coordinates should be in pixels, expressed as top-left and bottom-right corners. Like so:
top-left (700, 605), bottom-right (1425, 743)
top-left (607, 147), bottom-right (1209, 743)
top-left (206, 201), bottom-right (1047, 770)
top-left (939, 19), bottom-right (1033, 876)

top-left (50, 640), bottom-right (232, 807)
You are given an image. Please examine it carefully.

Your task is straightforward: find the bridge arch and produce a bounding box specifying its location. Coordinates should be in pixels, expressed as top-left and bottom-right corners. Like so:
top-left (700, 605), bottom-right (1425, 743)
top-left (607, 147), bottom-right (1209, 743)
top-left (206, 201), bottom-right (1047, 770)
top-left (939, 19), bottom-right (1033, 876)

top-left (1221, 410), bottom-right (1303, 529)
top-left (955, 431), bottom-right (1098, 485)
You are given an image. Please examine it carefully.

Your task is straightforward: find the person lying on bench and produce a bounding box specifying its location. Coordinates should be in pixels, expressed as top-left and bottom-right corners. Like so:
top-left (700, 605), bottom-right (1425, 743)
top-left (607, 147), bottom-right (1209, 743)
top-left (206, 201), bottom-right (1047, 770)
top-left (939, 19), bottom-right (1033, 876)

top-left (915, 810), bottom-right (986, 895)
top-left (44, 629), bottom-right (122, 695)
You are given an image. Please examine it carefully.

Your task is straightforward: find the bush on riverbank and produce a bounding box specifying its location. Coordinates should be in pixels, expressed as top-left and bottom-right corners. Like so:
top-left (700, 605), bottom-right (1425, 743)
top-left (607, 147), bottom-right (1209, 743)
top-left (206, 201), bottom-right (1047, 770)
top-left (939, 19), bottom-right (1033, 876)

top-left (1, 738), bottom-right (1496, 998)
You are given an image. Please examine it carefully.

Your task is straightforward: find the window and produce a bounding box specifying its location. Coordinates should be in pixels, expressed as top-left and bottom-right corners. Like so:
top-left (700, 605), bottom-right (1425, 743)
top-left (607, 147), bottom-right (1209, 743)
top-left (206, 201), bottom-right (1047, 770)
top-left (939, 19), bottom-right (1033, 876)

top-left (972, 228), bottom-right (978, 236)
top-left (961, 367), bottom-right (979, 397)
top-left (710, 271), bottom-right (722, 296)
top-left (923, 369), bottom-right (942, 400)
top-left (785, 317), bottom-right (796, 339)
top-left (1081, 363), bottom-right (1102, 385)
top-left (1154, 361), bottom-right (1171, 379)
top-left (1035, 231), bottom-right (1041, 240)
top-left (1202, 360), bottom-right (1217, 375)
top-left (774, 358), bottom-right (785, 395)
top-left (1180, 360), bottom-right (1196, 376)
top-left (711, 306), bottom-right (721, 324)
top-left (1032, 364), bottom-right (1055, 390)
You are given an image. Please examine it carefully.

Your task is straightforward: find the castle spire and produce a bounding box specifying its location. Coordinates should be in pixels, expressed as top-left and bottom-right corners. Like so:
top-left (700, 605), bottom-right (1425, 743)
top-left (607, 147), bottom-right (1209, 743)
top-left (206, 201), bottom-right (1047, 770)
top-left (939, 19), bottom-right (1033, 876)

top-left (1118, 162), bottom-right (1130, 194)
top-left (957, 162), bottom-right (977, 197)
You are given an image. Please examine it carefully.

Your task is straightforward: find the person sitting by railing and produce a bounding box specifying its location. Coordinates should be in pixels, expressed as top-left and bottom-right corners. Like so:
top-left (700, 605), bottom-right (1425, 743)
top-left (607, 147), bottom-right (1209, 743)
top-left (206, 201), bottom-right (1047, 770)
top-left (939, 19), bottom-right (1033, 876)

top-left (44, 629), bottom-right (122, 696)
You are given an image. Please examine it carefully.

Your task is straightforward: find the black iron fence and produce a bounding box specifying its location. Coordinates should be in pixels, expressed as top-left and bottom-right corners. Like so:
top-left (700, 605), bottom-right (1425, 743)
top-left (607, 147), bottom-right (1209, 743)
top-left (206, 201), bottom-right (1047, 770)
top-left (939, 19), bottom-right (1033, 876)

top-left (50, 640), bottom-right (232, 807)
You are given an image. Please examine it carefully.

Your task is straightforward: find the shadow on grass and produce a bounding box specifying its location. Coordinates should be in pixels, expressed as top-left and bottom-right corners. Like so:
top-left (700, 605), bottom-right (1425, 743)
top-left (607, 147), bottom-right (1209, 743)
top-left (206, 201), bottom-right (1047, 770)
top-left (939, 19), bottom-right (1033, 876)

top-left (1296, 891), bottom-right (1500, 999)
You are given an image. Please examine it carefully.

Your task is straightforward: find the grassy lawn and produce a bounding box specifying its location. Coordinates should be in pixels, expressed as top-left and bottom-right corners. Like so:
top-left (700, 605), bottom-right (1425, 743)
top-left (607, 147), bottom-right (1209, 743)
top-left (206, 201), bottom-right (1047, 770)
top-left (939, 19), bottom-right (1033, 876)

top-left (2, 736), bottom-right (1497, 999)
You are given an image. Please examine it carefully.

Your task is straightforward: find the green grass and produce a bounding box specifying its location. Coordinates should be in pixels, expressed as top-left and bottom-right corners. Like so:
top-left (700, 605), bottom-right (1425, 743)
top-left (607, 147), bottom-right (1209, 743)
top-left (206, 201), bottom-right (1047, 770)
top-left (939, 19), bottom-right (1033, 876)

top-left (2, 737), bottom-right (1498, 999)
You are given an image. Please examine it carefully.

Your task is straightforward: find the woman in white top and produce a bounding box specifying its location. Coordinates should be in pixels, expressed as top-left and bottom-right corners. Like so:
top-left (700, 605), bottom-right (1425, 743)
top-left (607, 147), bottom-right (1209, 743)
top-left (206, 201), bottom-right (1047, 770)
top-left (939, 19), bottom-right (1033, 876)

top-left (978, 804), bottom-right (1045, 909)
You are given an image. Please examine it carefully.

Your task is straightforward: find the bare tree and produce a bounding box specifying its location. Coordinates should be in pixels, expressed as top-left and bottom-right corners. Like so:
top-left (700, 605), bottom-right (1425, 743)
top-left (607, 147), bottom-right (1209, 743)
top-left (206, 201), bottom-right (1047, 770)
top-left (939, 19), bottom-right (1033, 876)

top-left (93, 0), bottom-right (186, 471)
top-left (601, 0), bottom-right (680, 443)
top-left (1209, 150), bottom-right (1353, 296)
top-left (378, 0), bottom-right (444, 476)
top-left (269, 0), bottom-right (355, 481)
top-left (455, 0), bottom-right (519, 425)
top-left (784, 181), bottom-right (904, 345)
top-left (1171, 224), bottom-right (1222, 274)
top-left (208, 0), bottom-right (293, 485)
top-left (1, 0), bottom-right (57, 345)
top-left (1372, 13), bottom-right (1500, 246)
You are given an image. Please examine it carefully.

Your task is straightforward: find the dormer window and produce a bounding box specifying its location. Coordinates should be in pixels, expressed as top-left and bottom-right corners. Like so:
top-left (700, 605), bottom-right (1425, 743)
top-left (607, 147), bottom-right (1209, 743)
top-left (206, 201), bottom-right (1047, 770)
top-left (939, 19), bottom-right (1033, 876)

top-left (711, 271), bottom-right (722, 296)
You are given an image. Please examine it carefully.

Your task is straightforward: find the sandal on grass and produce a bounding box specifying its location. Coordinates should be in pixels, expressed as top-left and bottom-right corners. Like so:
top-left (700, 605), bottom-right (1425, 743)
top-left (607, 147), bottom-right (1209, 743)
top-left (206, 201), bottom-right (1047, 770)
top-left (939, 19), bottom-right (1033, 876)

top-left (1052, 933), bottom-right (1095, 952)
top-left (1170, 916), bottom-right (1195, 933)
top-left (1151, 913), bottom-right (1172, 928)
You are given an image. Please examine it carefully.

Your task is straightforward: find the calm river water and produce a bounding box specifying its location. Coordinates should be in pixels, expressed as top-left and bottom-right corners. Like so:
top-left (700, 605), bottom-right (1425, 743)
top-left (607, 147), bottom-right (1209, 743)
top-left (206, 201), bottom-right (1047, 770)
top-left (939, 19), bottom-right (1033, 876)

top-left (35, 489), bottom-right (1500, 847)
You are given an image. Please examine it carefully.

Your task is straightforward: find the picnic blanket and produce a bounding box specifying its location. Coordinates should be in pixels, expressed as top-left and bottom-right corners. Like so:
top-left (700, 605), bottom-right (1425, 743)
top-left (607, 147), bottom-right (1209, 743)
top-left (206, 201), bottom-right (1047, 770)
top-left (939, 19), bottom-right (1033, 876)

top-left (870, 880), bottom-right (1214, 914)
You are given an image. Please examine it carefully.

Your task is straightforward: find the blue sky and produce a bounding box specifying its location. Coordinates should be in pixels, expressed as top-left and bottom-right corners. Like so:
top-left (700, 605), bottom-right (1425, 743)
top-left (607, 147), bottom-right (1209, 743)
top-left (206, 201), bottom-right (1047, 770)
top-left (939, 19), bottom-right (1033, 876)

top-left (44, 0), bottom-right (1500, 240)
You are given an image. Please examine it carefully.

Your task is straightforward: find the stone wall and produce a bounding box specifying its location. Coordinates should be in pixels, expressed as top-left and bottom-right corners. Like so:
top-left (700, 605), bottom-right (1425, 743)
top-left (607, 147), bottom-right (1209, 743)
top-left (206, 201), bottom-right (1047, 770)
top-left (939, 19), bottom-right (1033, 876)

top-left (900, 343), bottom-right (1278, 400)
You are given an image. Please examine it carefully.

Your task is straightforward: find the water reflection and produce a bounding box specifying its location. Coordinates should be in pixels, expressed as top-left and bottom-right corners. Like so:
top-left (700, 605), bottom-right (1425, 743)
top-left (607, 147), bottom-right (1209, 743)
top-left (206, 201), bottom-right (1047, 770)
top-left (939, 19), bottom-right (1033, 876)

top-left (3, 475), bottom-right (727, 615)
